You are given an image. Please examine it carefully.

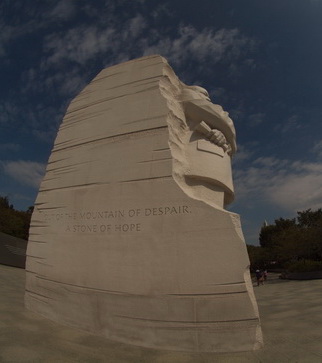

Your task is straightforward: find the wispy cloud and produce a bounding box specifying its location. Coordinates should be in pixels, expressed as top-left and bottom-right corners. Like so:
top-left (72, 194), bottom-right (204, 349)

top-left (313, 140), bottom-right (322, 159)
top-left (0, 143), bottom-right (20, 152)
top-left (248, 112), bottom-right (265, 127)
top-left (41, 15), bottom-right (254, 77)
top-left (274, 114), bottom-right (302, 133)
top-left (234, 156), bottom-right (322, 212)
top-left (269, 170), bottom-right (322, 211)
top-left (44, 26), bottom-right (115, 66)
top-left (50, 0), bottom-right (76, 21)
top-left (1, 160), bottom-right (46, 188)
top-left (143, 26), bottom-right (255, 68)
top-left (232, 144), bottom-right (254, 164)
top-left (0, 21), bottom-right (15, 57)
top-left (42, 13), bottom-right (147, 69)
top-left (2, 2), bottom-right (258, 149)
top-left (0, 101), bottom-right (19, 124)
top-left (0, 2), bottom-right (72, 58)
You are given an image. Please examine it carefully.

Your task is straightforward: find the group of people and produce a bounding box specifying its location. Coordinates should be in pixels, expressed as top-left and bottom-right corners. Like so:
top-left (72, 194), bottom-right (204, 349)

top-left (255, 269), bottom-right (267, 286)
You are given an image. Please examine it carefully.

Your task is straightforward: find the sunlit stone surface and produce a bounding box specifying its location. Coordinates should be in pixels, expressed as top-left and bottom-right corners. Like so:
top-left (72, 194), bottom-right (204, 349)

top-left (25, 55), bottom-right (263, 352)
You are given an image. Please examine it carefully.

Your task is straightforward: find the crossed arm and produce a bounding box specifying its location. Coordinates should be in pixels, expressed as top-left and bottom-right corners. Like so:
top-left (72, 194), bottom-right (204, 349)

top-left (196, 121), bottom-right (232, 155)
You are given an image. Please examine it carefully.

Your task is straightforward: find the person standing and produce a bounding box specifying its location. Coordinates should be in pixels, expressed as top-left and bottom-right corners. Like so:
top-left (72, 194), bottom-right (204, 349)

top-left (256, 270), bottom-right (264, 286)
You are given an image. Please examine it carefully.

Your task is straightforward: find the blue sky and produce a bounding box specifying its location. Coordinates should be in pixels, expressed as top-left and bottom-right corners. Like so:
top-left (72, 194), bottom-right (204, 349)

top-left (1, 0), bottom-right (322, 244)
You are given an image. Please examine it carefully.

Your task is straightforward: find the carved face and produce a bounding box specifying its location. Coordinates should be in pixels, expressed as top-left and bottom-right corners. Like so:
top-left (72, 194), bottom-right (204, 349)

top-left (181, 85), bottom-right (211, 102)
top-left (179, 84), bottom-right (236, 206)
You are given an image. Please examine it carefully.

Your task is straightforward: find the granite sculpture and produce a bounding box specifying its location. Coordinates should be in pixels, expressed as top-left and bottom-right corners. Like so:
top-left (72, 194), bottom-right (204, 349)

top-left (25, 55), bottom-right (263, 352)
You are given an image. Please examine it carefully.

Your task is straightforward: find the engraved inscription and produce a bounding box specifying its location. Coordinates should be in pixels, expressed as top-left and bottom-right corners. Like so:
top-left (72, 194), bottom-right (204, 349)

top-left (40, 205), bottom-right (192, 234)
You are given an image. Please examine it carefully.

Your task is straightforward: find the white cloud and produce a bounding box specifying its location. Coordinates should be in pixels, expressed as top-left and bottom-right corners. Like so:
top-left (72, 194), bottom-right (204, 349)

top-left (0, 101), bottom-right (19, 124)
top-left (0, 143), bottom-right (20, 152)
top-left (244, 58), bottom-right (256, 69)
top-left (269, 172), bottom-right (322, 211)
top-left (44, 26), bottom-right (113, 66)
top-left (232, 144), bottom-right (254, 164)
top-left (313, 140), bottom-right (322, 159)
top-left (50, 1), bottom-right (75, 21)
top-left (210, 87), bottom-right (226, 99)
top-left (229, 107), bottom-right (245, 122)
top-left (253, 156), bottom-right (289, 168)
top-left (274, 114), bottom-right (302, 133)
top-left (4, 4), bottom-right (257, 149)
top-left (43, 13), bottom-right (146, 68)
top-left (151, 3), bottom-right (171, 19)
top-left (44, 22), bottom-right (249, 71)
top-left (143, 26), bottom-right (254, 67)
top-left (234, 156), bottom-right (322, 213)
top-left (2, 160), bottom-right (46, 188)
top-left (31, 15), bottom-right (255, 104)
top-left (0, 21), bottom-right (15, 57)
top-left (0, 3), bottom-right (76, 58)
top-left (248, 113), bottom-right (265, 127)
top-left (128, 14), bottom-right (147, 38)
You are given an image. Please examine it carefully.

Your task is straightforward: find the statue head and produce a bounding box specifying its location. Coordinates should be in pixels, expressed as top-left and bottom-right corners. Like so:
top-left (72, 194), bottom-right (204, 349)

top-left (173, 83), bottom-right (237, 208)
top-left (181, 85), bottom-right (211, 102)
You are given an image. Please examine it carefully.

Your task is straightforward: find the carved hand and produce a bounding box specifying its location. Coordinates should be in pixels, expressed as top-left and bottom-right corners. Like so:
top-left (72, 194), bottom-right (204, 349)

top-left (209, 129), bottom-right (226, 147)
top-left (196, 121), bottom-right (232, 155)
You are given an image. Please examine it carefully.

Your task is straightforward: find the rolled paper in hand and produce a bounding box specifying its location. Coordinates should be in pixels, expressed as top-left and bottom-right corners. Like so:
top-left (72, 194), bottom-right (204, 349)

top-left (196, 121), bottom-right (231, 154)
top-left (196, 120), bottom-right (212, 135)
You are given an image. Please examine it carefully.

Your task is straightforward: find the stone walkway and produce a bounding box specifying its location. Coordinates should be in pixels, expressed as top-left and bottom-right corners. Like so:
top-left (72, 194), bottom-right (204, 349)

top-left (1, 264), bottom-right (322, 362)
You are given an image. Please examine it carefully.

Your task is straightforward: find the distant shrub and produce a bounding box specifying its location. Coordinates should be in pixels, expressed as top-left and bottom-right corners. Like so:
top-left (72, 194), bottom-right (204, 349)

top-left (286, 260), bottom-right (322, 272)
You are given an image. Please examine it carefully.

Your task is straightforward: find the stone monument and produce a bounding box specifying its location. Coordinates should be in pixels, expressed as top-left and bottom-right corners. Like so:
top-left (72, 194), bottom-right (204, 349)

top-left (25, 55), bottom-right (263, 352)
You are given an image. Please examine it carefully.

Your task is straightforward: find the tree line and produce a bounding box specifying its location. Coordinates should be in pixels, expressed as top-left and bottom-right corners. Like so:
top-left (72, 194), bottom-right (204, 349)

top-left (1, 192), bottom-right (321, 271)
top-left (0, 196), bottom-right (33, 240)
top-left (248, 208), bottom-right (322, 272)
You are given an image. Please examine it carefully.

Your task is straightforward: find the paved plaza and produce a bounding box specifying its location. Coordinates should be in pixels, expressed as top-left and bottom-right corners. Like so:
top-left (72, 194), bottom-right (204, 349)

top-left (1, 264), bottom-right (322, 362)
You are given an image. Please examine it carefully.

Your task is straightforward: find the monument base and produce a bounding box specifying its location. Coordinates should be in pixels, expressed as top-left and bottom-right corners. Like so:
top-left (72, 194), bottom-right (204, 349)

top-left (26, 276), bottom-right (261, 353)
top-left (26, 180), bottom-right (262, 353)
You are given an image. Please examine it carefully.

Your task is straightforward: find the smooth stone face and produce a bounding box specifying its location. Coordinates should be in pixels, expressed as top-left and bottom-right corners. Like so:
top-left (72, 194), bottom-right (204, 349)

top-left (25, 55), bottom-right (263, 353)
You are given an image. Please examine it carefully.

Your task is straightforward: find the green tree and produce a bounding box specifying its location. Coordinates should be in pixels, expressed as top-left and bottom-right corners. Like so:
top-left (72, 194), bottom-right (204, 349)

top-left (297, 208), bottom-right (322, 228)
top-left (258, 208), bottom-right (322, 268)
top-left (259, 217), bottom-right (296, 248)
top-left (296, 209), bottom-right (322, 261)
top-left (0, 196), bottom-right (11, 209)
top-left (247, 244), bottom-right (271, 271)
top-left (0, 195), bottom-right (32, 240)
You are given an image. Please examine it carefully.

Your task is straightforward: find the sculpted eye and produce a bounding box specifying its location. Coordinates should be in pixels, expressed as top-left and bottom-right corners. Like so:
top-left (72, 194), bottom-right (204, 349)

top-left (197, 87), bottom-right (210, 100)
